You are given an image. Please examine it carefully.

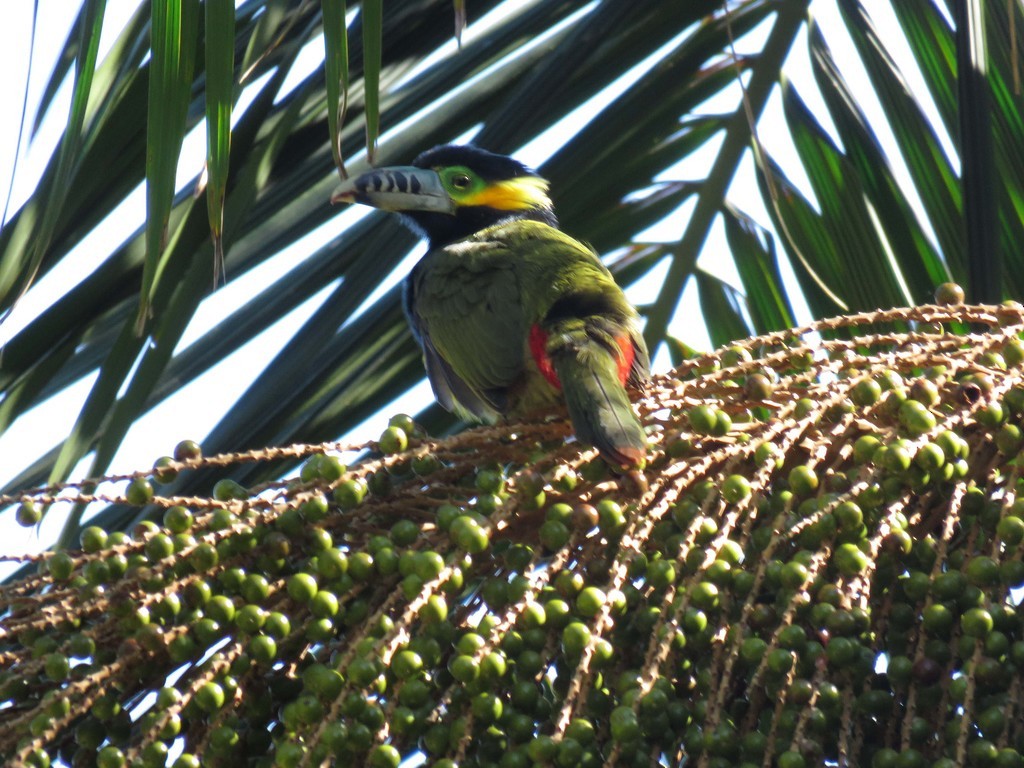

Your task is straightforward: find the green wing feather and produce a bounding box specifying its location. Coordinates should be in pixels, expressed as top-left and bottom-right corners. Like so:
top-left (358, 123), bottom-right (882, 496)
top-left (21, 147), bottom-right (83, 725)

top-left (408, 235), bottom-right (527, 421)
top-left (547, 317), bottom-right (648, 469)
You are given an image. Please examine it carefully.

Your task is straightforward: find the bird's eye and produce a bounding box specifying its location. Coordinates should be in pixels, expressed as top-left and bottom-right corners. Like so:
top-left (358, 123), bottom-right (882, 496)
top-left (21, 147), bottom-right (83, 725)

top-left (451, 174), bottom-right (472, 190)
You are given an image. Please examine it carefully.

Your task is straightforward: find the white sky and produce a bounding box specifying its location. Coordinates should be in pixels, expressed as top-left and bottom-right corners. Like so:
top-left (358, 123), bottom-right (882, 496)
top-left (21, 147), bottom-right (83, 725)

top-left (0, 1), bottom-right (952, 561)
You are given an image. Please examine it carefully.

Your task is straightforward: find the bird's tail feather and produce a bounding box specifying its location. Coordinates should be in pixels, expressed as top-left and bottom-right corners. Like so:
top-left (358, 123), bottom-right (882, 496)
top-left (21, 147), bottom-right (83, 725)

top-left (549, 328), bottom-right (646, 470)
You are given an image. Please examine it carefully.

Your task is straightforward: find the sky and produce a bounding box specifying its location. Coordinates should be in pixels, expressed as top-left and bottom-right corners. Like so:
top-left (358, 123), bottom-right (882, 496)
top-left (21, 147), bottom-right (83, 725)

top-left (0, 1), bottom-right (953, 562)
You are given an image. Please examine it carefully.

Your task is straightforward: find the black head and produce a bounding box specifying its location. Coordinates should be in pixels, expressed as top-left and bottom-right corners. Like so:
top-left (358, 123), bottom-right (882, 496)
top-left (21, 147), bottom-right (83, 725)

top-left (411, 145), bottom-right (535, 181)
top-left (331, 144), bottom-right (557, 248)
top-left (402, 144), bottom-right (558, 247)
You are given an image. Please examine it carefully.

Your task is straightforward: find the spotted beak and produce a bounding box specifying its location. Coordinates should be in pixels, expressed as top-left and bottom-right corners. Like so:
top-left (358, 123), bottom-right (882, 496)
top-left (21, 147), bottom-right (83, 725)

top-left (330, 166), bottom-right (456, 214)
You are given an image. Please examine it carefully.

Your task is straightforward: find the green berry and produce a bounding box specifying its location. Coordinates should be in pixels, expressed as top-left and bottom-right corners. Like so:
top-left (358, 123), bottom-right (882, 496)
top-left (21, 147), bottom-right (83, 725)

top-left (450, 515), bottom-right (490, 553)
top-left (379, 426), bottom-right (409, 454)
top-left (788, 465), bottom-right (818, 496)
top-left (97, 746), bottom-right (126, 768)
top-left (195, 682), bottom-right (225, 712)
top-left (43, 652), bottom-right (70, 681)
top-left (998, 516), bottom-right (1024, 545)
top-left (80, 526), bottom-right (108, 553)
top-left (852, 379), bottom-right (881, 406)
top-left (311, 590), bottom-right (339, 618)
top-left (47, 552), bottom-right (74, 581)
top-left (575, 587), bottom-right (605, 617)
top-left (834, 543), bottom-right (869, 577)
top-left (126, 477), bottom-right (154, 505)
top-left (898, 399), bottom-right (936, 435)
top-left (934, 282), bottom-right (964, 304)
top-left (16, 500), bottom-right (42, 527)
top-left (287, 573), bottom-right (318, 602)
top-left (391, 650), bottom-right (423, 680)
top-left (539, 519), bottom-right (571, 551)
top-left (597, 499), bottom-right (627, 535)
top-left (173, 440), bottom-right (202, 461)
top-left (853, 435), bottom-right (881, 463)
top-left (333, 478), bottom-right (367, 509)
top-left (235, 604), bottom-right (267, 634)
top-left (961, 607), bottom-right (994, 638)
top-left (722, 474), bottom-right (751, 503)
top-left (163, 505), bottom-right (193, 533)
top-left (212, 478), bottom-right (248, 502)
top-left (688, 405), bottom-right (718, 434)
top-left (609, 706), bottom-right (641, 743)
top-left (561, 622), bottom-right (592, 658)
top-left (369, 745), bottom-right (401, 768)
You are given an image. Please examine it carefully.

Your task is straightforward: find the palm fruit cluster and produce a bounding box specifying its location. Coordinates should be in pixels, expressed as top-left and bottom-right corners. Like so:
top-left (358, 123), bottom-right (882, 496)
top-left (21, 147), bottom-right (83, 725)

top-left (3, 300), bottom-right (1024, 768)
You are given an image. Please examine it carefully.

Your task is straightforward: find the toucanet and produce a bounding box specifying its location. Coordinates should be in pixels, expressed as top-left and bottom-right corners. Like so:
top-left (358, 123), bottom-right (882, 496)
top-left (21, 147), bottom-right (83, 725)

top-left (331, 145), bottom-right (650, 469)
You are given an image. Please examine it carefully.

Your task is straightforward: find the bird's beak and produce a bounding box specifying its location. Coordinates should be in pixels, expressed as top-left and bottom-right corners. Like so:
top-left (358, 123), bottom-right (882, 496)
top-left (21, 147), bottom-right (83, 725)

top-left (330, 166), bottom-right (456, 214)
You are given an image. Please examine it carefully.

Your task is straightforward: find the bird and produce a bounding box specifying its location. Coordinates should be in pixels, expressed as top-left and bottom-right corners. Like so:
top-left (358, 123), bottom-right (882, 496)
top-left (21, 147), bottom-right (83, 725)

top-left (331, 144), bottom-right (650, 470)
